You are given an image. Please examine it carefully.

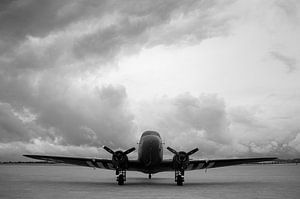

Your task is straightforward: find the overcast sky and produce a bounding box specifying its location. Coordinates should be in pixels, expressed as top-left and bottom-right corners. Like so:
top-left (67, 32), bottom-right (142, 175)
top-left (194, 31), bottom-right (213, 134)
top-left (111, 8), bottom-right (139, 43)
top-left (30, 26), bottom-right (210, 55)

top-left (0, 0), bottom-right (299, 161)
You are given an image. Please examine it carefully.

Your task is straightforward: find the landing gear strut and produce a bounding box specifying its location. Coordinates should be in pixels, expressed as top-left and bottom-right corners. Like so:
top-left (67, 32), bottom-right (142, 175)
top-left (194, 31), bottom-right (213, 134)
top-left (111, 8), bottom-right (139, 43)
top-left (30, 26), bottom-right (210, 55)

top-left (116, 170), bottom-right (126, 185)
top-left (175, 170), bottom-right (184, 186)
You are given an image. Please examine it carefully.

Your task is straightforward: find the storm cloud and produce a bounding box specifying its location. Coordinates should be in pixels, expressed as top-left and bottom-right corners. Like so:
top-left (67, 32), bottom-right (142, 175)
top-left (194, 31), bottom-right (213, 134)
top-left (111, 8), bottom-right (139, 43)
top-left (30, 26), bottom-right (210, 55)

top-left (0, 0), bottom-right (300, 161)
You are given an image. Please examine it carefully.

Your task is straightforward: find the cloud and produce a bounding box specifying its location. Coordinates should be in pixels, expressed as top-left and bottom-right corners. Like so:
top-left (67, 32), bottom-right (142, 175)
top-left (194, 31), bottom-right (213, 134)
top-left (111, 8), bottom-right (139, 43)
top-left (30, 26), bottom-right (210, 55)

top-left (1, 90), bottom-right (300, 160)
top-left (0, 139), bottom-right (102, 162)
top-left (0, 76), bottom-right (137, 145)
top-left (228, 103), bottom-right (300, 158)
top-left (0, 103), bottom-right (31, 142)
top-left (275, 0), bottom-right (300, 23)
top-left (0, 0), bottom-right (239, 161)
top-left (172, 93), bottom-right (230, 144)
top-left (0, 0), bottom-right (299, 161)
top-left (270, 51), bottom-right (297, 73)
top-left (0, 0), bottom-right (236, 74)
top-left (134, 94), bottom-right (231, 156)
top-left (229, 106), bottom-right (266, 129)
top-left (134, 93), bottom-right (300, 158)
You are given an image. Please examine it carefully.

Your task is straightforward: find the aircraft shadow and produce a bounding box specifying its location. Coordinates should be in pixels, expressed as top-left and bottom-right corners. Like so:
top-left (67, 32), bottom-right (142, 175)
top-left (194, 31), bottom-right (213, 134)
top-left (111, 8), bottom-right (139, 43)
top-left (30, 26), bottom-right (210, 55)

top-left (43, 178), bottom-right (263, 188)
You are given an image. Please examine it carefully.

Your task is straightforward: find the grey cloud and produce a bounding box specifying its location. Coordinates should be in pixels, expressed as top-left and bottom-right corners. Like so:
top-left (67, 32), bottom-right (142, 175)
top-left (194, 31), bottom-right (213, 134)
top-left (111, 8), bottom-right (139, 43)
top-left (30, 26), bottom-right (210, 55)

top-left (135, 93), bottom-right (231, 157)
top-left (136, 93), bottom-right (300, 158)
top-left (0, 103), bottom-right (30, 142)
top-left (0, 140), bottom-right (104, 162)
top-left (73, 0), bottom-right (235, 60)
top-left (173, 93), bottom-right (230, 144)
top-left (1, 89), bottom-right (300, 161)
top-left (0, 0), bottom-right (234, 74)
top-left (228, 104), bottom-right (300, 158)
top-left (0, 0), bottom-right (235, 156)
top-left (0, 68), bottom-right (136, 147)
top-left (0, 0), bottom-right (109, 66)
top-left (0, 0), bottom-right (108, 46)
top-left (275, 0), bottom-right (300, 23)
top-left (244, 136), bottom-right (300, 158)
top-left (0, 92), bottom-right (232, 159)
top-left (1, 0), bottom-right (299, 161)
top-left (229, 106), bottom-right (266, 129)
top-left (270, 51), bottom-right (297, 73)
top-left (147, 1), bottom-right (235, 46)
top-left (33, 83), bottom-right (136, 147)
top-left (72, 0), bottom-right (195, 59)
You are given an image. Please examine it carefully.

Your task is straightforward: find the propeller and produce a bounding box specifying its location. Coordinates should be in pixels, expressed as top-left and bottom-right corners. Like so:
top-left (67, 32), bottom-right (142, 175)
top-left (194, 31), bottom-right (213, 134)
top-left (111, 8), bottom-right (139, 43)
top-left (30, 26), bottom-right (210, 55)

top-left (103, 146), bottom-right (115, 154)
top-left (167, 146), bottom-right (199, 170)
top-left (103, 146), bottom-right (135, 170)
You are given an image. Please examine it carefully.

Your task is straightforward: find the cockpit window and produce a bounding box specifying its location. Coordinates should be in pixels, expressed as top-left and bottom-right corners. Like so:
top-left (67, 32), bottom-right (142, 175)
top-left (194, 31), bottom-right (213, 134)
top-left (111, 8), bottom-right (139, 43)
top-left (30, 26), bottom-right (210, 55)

top-left (142, 131), bottom-right (160, 137)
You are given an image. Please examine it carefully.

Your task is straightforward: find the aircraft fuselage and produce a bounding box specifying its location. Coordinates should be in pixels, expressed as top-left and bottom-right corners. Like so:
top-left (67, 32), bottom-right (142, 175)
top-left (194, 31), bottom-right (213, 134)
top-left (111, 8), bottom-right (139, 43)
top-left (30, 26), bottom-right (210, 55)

top-left (138, 131), bottom-right (163, 173)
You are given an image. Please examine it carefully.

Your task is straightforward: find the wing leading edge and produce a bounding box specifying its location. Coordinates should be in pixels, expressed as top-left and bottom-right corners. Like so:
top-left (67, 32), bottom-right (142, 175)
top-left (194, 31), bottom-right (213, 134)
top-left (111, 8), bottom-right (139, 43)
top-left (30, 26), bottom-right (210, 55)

top-left (157, 157), bottom-right (277, 172)
top-left (187, 157), bottom-right (277, 171)
top-left (23, 155), bottom-right (116, 169)
top-left (23, 154), bottom-right (143, 171)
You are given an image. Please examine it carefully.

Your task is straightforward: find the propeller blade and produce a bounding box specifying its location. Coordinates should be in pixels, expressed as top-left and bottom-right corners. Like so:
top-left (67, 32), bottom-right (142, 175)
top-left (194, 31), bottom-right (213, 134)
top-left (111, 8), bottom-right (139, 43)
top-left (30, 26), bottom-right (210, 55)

top-left (124, 147), bottom-right (136, 155)
top-left (167, 147), bottom-right (178, 155)
top-left (187, 148), bottom-right (199, 156)
top-left (103, 146), bottom-right (115, 154)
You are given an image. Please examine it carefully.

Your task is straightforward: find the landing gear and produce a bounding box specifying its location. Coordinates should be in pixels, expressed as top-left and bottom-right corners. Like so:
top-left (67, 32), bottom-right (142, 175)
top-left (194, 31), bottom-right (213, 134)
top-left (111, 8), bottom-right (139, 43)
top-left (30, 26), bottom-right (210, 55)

top-left (116, 170), bottom-right (126, 185)
top-left (148, 173), bottom-right (152, 179)
top-left (175, 170), bottom-right (184, 186)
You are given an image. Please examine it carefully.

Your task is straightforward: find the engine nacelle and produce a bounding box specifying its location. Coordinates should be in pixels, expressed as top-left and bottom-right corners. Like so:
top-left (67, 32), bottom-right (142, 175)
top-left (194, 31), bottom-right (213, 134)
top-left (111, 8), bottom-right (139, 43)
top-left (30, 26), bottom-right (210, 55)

top-left (103, 146), bottom-right (135, 170)
top-left (167, 147), bottom-right (199, 171)
top-left (173, 151), bottom-right (189, 170)
top-left (112, 151), bottom-right (129, 170)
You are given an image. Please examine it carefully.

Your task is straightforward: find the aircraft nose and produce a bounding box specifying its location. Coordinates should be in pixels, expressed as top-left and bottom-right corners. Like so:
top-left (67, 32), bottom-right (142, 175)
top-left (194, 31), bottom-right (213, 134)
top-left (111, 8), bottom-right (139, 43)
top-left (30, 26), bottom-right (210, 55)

top-left (143, 136), bottom-right (160, 149)
top-left (141, 136), bottom-right (161, 167)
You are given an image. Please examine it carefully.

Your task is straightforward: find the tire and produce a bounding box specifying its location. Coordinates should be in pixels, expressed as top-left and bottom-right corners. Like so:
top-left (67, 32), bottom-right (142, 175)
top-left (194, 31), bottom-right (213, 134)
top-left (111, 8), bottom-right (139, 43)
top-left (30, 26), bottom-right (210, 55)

top-left (177, 175), bottom-right (183, 186)
top-left (118, 174), bottom-right (124, 185)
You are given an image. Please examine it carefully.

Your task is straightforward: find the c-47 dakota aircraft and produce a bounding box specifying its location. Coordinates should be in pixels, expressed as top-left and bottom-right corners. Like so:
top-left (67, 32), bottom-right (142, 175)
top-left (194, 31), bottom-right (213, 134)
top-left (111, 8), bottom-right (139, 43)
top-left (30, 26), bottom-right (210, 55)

top-left (24, 131), bottom-right (276, 185)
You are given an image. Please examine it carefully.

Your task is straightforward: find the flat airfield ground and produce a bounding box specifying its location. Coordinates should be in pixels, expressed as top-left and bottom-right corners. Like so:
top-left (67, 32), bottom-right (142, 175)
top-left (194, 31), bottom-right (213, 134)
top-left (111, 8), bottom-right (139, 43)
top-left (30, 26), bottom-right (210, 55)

top-left (0, 164), bottom-right (299, 199)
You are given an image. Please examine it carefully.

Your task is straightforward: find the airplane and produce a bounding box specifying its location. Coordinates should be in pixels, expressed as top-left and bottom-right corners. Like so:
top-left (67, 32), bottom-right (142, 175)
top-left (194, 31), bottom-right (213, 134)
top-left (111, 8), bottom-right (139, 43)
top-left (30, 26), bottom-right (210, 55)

top-left (24, 131), bottom-right (277, 185)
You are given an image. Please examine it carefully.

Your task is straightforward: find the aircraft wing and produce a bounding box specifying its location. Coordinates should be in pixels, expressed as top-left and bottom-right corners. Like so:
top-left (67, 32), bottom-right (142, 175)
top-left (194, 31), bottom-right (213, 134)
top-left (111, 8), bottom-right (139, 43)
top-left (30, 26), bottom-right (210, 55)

top-left (157, 157), bottom-right (277, 172)
top-left (24, 155), bottom-right (276, 172)
top-left (186, 157), bottom-right (277, 170)
top-left (23, 155), bottom-right (142, 171)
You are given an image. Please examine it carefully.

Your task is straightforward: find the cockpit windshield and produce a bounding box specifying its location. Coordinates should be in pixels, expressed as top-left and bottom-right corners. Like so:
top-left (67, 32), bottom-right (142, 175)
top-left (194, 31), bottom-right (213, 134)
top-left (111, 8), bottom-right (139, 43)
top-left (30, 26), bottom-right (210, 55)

top-left (142, 131), bottom-right (160, 137)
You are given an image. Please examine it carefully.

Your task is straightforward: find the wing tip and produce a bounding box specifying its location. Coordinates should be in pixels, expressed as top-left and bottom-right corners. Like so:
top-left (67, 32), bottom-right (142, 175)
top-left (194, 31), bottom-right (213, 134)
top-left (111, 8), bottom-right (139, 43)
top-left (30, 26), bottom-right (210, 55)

top-left (23, 154), bottom-right (43, 160)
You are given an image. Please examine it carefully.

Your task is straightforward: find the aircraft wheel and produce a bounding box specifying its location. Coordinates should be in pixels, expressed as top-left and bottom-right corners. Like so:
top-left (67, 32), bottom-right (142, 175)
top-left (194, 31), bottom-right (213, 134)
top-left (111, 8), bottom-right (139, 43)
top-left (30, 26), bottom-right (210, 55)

top-left (176, 175), bottom-right (183, 186)
top-left (117, 174), bottom-right (124, 185)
